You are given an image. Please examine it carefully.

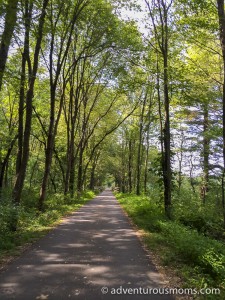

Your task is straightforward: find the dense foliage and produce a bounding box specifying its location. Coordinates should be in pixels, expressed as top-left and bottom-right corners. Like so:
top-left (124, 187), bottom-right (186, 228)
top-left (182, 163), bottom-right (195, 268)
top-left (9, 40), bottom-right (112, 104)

top-left (0, 0), bottom-right (225, 295)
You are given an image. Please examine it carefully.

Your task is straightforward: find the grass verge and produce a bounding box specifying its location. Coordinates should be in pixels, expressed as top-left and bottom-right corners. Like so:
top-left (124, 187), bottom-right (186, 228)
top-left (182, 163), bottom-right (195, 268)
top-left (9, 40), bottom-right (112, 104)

top-left (116, 193), bottom-right (225, 300)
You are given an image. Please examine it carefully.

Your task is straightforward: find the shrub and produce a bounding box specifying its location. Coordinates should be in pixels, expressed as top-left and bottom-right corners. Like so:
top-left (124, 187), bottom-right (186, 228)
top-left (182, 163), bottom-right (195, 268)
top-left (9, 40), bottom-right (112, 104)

top-left (37, 210), bottom-right (60, 226)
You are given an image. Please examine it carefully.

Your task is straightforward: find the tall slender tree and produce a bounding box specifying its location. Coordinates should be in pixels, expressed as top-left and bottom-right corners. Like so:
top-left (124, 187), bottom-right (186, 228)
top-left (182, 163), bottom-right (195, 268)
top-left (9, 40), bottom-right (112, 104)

top-left (217, 0), bottom-right (225, 227)
top-left (145, 0), bottom-right (173, 217)
top-left (0, 0), bottom-right (19, 90)
top-left (12, 0), bottom-right (49, 210)
top-left (39, 0), bottom-right (90, 210)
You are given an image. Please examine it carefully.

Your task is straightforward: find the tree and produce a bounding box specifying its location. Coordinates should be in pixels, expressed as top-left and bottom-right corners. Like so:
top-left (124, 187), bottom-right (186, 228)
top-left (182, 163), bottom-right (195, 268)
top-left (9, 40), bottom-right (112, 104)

top-left (0, 0), bottom-right (19, 90)
top-left (12, 0), bottom-right (49, 210)
top-left (145, 0), bottom-right (173, 218)
top-left (39, 0), bottom-right (90, 210)
top-left (217, 0), bottom-right (225, 227)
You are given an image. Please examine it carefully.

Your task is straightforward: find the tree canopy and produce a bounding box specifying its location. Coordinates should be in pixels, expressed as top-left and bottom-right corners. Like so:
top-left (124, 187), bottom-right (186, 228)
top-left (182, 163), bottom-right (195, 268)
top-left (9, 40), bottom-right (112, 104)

top-left (0, 0), bottom-right (225, 232)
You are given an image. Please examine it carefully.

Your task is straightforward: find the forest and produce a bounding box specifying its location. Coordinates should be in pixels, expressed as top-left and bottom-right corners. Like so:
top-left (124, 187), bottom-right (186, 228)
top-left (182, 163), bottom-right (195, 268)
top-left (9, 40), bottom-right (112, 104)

top-left (0, 0), bottom-right (225, 298)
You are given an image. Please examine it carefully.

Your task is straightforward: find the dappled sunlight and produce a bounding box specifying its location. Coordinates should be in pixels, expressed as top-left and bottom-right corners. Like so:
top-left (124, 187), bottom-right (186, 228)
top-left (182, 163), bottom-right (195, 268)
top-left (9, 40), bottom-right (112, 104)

top-left (0, 191), bottom-right (168, 299)
top-left (86, 266), bottom-right (110, 275)
top-left (96, 195), bottom-right (115, 199)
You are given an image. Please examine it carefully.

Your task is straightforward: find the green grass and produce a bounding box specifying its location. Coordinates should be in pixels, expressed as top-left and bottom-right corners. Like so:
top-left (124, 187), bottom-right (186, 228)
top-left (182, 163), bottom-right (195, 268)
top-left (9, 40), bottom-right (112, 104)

top-left (116, 193), bottom-right (225, 300)
top-left (0, 190), bottom-right (95, 260)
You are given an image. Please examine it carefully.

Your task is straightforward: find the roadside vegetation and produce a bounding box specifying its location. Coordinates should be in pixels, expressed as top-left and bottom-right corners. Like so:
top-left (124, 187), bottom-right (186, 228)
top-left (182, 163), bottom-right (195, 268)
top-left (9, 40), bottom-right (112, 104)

top-left (116, 186), bottom-right (225, 300)
top-left (0, 190), bottom-right (95, 263)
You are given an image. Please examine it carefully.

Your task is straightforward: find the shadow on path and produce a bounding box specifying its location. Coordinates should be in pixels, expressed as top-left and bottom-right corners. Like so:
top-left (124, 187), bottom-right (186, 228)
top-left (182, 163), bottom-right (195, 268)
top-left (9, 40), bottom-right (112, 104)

top-left (0, 190), bottom-right (174, 299)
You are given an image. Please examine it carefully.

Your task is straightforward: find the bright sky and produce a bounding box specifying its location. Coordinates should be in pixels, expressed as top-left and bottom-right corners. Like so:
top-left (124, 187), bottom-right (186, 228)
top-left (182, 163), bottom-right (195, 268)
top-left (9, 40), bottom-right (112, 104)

top-left (117, 0), bottom-right (148, 33)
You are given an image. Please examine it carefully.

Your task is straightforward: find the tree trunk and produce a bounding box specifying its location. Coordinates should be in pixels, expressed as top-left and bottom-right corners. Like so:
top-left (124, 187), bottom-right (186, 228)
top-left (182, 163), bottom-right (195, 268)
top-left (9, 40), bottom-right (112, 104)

top-left (177, 130), bottom-right (184, 194)
top-left (163, 51), bottom-right (172, 218)
top-left (121, 139), bottom-right (126, 194)
top-left (146, 0), bottom-right (173, 216)
top-left (217, 0), bottom-right (225, 227)
top-left (0, 0), bottom-right (19, 90)
top-left (156, 54), bottom-right (164, 159)
top-left (128, 139), bottom-right (133, 193)
top-left (69, 148), bottom-right (76, 197)
top-left (136, 93), bottom-right (147, 195)
top-left (0, 135), bottom-right (18, 195)
top-left (89, 165), bottom-right (96, 190)
top-left (222, 176), bottom-right (225, 229)
top-left (161, 1), bottom-right (172, 218)
top-left (89, 151), bottom-right (100, 190)
top-left (77, 146), bottom-right (84, 196)
top-left (202, 104), bottom-right (209, 203)
top-left (65, 80), bottom-right (79, 197)
top-left (136, 132), bottom-right (142, 195)
top-left (16, 0), bottom-right (33, 174)
top-left (144, 91), bottom-right (153, 194)
top-left (144, 135), bottom-right (150, 194)
top-left (65, 131), bottom-right (74, 196)
top-left (12, 0), bottom-right (49, 208)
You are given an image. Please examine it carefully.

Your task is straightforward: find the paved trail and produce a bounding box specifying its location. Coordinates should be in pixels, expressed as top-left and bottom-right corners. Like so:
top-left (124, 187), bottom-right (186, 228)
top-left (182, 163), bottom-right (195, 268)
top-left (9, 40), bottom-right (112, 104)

top-left (0, 190), bottom-right (174, 299)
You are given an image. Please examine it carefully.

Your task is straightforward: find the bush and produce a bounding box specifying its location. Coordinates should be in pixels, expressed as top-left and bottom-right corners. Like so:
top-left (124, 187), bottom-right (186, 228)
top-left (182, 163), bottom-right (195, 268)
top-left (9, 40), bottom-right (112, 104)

top-left (172, 184), bottom-right (224, 239)
top-left (37, 210), bottom-right (60, 226)
top-left (157, 221), bottom-right (225, 279)
top-left (82, 190), bottom-right (96, 200)
top-left (0, 203), bottom-right (18, 250)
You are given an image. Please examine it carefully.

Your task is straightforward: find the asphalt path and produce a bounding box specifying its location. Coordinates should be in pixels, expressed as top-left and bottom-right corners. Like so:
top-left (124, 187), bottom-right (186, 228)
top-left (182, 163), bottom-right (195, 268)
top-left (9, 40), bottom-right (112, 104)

top-left (0, 190), bottom-right (174, 299)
